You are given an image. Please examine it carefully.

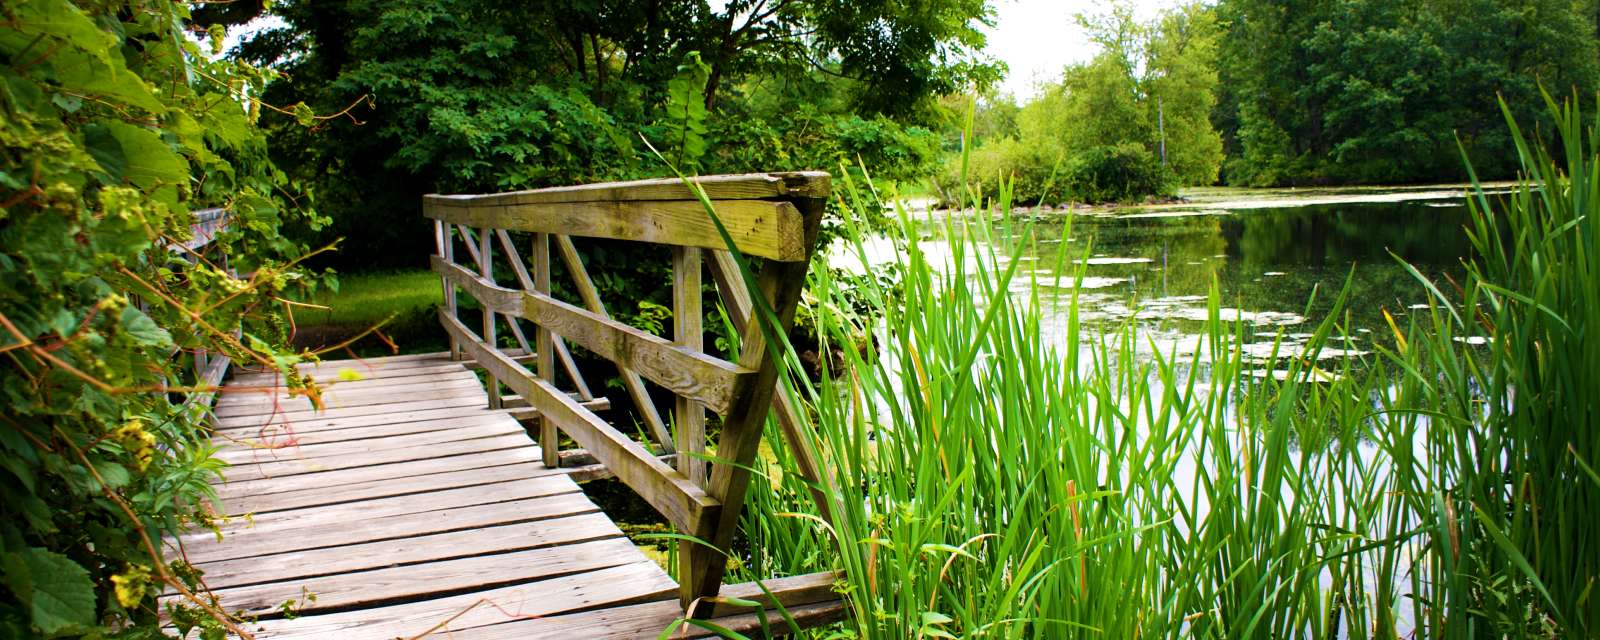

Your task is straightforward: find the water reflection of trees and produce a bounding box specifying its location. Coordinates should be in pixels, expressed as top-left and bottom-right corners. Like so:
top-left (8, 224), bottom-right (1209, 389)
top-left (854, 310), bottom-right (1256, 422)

top-left (1020, 201), bottom-right (1472, 334)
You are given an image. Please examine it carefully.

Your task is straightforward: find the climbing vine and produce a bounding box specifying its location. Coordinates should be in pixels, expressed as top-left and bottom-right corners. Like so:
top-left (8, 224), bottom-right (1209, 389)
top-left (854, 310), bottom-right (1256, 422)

top-left (1, 1), bottom-right (328, 637)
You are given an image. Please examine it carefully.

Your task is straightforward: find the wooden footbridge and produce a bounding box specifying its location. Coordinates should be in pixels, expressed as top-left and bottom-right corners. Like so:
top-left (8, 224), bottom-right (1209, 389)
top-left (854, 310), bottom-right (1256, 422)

top-left (167, 173), bottom-right (846, 638)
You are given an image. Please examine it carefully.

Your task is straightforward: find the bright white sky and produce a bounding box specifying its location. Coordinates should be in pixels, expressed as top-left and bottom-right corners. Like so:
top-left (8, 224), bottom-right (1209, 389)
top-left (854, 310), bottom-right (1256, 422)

top-left (985, 0), bottom-right (1188, 100)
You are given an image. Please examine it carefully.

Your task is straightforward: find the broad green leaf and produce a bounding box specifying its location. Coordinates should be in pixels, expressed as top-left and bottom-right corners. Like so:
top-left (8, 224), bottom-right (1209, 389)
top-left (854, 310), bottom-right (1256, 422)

top-left (103, 122), bottom-right (187, 189)
top-left (10, 0), bottom-right (115, 63)
top-left (83, 123), bottom-right (128, 184)
top-left (118, 306), bottom-right (171, 347)
top-left (93, 461), bottom-right (130, 489)
top-left (3, 548), bottom-right (96, 635)
top-left (49, 47), bottom-right (165, 114)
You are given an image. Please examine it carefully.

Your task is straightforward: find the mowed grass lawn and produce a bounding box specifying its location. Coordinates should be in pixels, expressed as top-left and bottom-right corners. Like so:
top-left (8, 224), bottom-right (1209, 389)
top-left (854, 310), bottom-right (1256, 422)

top-left (296, 269), bottom-right (440, 328)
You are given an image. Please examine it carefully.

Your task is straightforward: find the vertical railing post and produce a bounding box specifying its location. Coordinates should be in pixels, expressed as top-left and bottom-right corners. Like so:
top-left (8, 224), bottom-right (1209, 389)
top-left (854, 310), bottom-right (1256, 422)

top-left (478, 227), bottom-right (500, 409)
top-left (673, 245), bottom-right (708, 604)
top-left (673, 246), bottom-right (707, 486)
top-left (533, 232), bottom-right (557, 468)
top-left (682, 193), bottom-right (826, 617)
top-left (440, 221), bottom-right (461, 361)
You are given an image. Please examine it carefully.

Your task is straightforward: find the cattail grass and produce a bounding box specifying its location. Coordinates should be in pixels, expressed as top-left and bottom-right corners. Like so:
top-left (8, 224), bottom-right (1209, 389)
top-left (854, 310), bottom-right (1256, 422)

top-left (707, 96), bottom-right (1595, 639)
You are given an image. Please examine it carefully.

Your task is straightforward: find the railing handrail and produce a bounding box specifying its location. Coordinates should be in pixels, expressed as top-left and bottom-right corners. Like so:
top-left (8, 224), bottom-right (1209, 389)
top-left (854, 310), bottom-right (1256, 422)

top-left (423, 172), bottom-right (828, 261)
top-left (427, 172), bottom-right (832, 617)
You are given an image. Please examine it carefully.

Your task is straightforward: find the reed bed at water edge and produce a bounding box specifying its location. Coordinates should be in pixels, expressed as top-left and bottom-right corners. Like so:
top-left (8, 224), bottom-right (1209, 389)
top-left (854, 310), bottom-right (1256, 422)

top-left (697, 97), bottom-right (1597, 639)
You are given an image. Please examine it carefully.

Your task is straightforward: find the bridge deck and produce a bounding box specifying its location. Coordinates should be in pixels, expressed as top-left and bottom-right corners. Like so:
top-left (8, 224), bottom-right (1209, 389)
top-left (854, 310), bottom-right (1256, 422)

top-left (168, 352), bottom-right (842, 638)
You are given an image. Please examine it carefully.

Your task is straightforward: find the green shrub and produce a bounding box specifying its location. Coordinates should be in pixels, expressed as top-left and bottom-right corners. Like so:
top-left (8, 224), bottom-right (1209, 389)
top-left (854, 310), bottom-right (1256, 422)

top-left (1, 1), bottom-right (321, 637)
top-left (935, 139), bottom-right (1174, 207)
top-left (932, 136), bottom-right (1063, 206)
top-left (1064, 143), bottom-right (1174, 203)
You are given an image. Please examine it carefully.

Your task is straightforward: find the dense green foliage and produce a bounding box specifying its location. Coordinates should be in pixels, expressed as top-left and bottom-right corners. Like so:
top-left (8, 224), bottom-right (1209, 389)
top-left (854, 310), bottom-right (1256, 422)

top-left (1402, 95), bottom-right (1600, 634)
top-left (1063, 143), bottom-right (1172, 203)
top-left (948, 0), bottom-right (1600, 202)
top-left (1216, 0), bottom-right (1600, 185)
top-left (234, 0), bottom-right (992, 270)
top-left (723, 99), bottom-right (1598, 638)
top-left (1, 0), bottom-right (321, 637)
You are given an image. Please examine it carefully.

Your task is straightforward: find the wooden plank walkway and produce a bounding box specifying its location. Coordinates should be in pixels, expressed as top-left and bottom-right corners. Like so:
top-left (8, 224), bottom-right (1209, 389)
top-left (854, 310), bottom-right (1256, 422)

top-left (165, 351), bottom-right (844, 639)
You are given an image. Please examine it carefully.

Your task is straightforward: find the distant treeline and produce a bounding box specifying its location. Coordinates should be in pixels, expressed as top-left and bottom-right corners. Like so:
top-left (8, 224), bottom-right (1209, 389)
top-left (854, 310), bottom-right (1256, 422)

top-left (951, 0), bottom-right (1600, 205)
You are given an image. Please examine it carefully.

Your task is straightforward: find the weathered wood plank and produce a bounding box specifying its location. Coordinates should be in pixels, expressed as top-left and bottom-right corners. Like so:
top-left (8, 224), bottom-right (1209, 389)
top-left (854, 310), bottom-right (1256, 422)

top-left (424, 172), bottom-right (828, 206)
top-left (213, 421), bottom-right (522, 466)
top-left (213, 412), bottom-right (513, 449)
top-left (187, 475), bottom-right (578, 543)
top-left (440, 311), bottom-right (720, 535)
top-left (216, 379), bottom-right (485, 417)
top-left (465, 572), bottom-right (843, 639)
top-left (192, 512), bottom-right (624, 592)
top-left (217, 460), bottom-right (555, 516)
top-left (190, 512), bottom-right (622, 590)
top-left (217, 433), bottom-right (535, 483)
top-left (424, 198), bottom-right (808, 261)
top-left (173, 491), bottom-right (597, 565)
top-left (214, 394), bottom-right (489, 428)
top-left (227, 361), bottom-right (473, 386)
top-left (217, 370), bottom-right (481, 408)
top-left (214, 403), bottom-right (507, 437)
top-left (245, 561), bottom-right (677, 639)
top-left (197, 538), bottom-right (646, 618)
top-left (213, 448), bottom-right (542, 503)
top-left (673, 245), bottom-right (707, 486)
top-left (522, 289), bottom-right (748, 416)
top-left (531, 232), bottom-right (557, 468)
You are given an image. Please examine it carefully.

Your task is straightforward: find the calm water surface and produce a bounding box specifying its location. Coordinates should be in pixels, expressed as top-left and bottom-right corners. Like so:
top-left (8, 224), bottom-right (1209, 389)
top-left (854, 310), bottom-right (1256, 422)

top-left (854, 187), bottom-right (1483, 368)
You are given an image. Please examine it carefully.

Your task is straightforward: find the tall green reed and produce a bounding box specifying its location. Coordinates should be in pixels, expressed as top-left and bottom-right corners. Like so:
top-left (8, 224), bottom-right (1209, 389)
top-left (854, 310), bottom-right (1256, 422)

top-left (1387, 93), bottom-right (1600, 637)
top-left (709, 97), bottom-right (1594, 639)
top-left (717, 186), bottom-right (1421, 638)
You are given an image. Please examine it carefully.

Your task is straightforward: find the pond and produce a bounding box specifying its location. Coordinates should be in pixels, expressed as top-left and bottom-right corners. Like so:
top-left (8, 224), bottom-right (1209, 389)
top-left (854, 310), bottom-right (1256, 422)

top-left (851, 184), bottom-right (1493, 366)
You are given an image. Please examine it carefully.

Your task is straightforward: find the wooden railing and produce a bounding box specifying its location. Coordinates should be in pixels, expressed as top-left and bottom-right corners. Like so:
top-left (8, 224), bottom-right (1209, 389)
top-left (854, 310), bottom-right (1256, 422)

top-left (424, 172), bottom-right (833, 615)
top-left (172, 207), bottom-right (234, 410)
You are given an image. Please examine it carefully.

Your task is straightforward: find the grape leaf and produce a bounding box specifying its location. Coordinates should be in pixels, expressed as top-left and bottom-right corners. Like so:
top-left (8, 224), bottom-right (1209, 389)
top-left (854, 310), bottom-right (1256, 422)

top-left (1, 548), bottom-right (96, 635)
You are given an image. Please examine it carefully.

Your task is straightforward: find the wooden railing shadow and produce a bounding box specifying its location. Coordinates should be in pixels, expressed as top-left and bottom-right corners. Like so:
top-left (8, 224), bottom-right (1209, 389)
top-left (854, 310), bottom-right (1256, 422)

top-left (423, 172), bottom-right (837, 619)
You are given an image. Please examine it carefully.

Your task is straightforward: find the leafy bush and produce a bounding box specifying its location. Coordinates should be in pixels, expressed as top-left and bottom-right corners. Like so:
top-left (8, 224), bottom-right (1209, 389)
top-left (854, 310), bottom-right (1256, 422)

top-left (706, 110), bottom-right (940, 186)
top-left (932, 136), bottom-right (1062, 206)
top-left (1063, 143), bottom-right (1174, 203)
top-left (1, 1), bottom-right (320, 637)
top-left (934, 139), bottom-right (1173, 207)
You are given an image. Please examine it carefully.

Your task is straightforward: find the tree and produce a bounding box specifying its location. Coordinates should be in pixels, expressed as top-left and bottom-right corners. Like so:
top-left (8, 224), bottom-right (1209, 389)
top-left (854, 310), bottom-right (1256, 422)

top-left (1022, 1), bottom-right (1223, 185)
top-left (232, 0), bottom-right (999, 268)
top-left (1215, 0), bottom-right (1600, 185)
top-left (1146, 3), bottom-right (1225, 185)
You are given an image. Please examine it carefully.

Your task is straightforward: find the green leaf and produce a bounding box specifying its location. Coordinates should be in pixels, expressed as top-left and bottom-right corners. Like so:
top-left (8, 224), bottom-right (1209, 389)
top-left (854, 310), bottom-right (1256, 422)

top-left (920, 611), bottom-right (956, 638)
top-left (2, 548), bottom-right (97, 635)
top-left (48, 47), bottom-right (165, 114)
top-left (83, 123), bottom-right (128, 184)
top-left (93, 461), bottom-right (130, 489)
top-left (10, 0), bottom-right (115, 62)
top-left (661, 51), bottom-right (710, 171)
top-left (118, 306), bottom-right (171, 347)
top-left (103, 122), bottom-right (187, 189)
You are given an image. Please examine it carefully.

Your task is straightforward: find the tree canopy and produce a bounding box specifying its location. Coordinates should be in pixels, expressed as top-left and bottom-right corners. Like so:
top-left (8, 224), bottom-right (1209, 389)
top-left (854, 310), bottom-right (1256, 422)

top-left (1216, 0), bottom-right (1600, 184)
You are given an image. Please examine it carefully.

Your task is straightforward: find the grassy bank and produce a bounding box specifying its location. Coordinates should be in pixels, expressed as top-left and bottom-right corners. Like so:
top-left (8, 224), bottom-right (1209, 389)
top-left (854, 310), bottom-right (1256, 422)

top-left (290, 269), bottom-right (445, 355)
top-left (700, 99), bottom-right (1597, 638)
